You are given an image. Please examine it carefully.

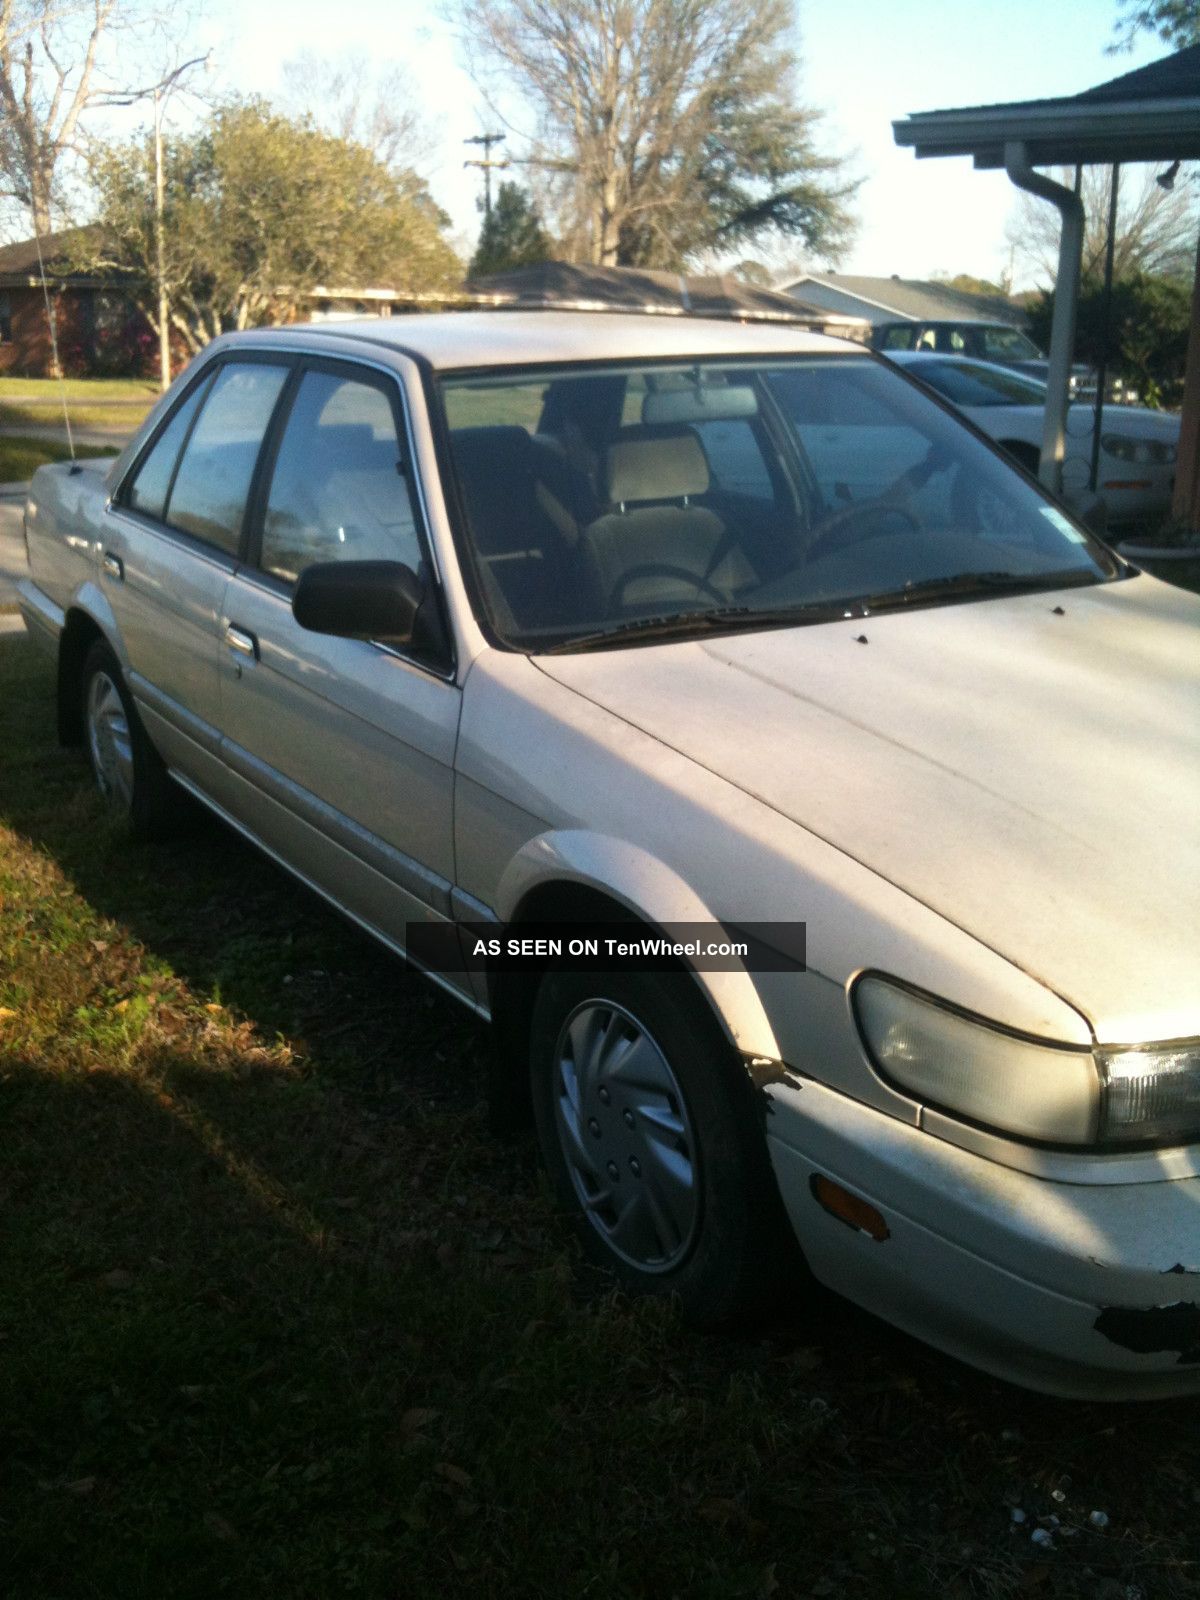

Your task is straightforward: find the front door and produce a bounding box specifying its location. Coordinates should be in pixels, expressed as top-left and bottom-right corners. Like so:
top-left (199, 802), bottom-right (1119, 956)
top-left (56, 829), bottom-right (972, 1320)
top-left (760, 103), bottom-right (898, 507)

top-left (215, 358), bottom-right (462, 964)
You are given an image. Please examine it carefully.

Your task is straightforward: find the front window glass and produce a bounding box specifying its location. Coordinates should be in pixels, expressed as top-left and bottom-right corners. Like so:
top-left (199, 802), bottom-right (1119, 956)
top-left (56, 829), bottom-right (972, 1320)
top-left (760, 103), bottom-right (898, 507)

top-left (880, 325), bottom-right (916, 350)
top-left (260, 371), bottom-right (421, 584)
top-left (166, 363), bottom-right (289, 554)
top-left (438, 354), bottom-right (1116, 651)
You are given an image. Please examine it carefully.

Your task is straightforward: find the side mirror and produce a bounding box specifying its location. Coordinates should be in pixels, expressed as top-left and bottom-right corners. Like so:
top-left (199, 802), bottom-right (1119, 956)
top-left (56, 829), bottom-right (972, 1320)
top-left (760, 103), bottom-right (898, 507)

top-left (292, 560), bottom-right (433, 649)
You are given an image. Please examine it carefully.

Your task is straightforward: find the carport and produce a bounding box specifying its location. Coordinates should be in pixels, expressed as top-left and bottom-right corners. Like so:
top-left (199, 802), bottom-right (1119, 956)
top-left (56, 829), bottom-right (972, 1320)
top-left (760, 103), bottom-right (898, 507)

top-left (894, 46), bottom-right (1200, 528)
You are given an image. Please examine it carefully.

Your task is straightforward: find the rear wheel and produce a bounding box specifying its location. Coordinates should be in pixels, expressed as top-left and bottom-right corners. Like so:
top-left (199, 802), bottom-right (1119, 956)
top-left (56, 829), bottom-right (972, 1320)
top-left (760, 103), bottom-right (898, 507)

top-left (81, 639), bottom-right (185, 839)
top-left (529, 966), bottom-right (796, 1328)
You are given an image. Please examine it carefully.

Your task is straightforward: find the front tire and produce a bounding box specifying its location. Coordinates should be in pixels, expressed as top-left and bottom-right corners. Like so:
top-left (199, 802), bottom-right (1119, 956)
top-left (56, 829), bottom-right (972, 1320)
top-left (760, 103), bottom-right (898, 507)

top-left (81, 638), bottom-right (184, 839)
top-left (529, 967), bottom-right (796, 1329)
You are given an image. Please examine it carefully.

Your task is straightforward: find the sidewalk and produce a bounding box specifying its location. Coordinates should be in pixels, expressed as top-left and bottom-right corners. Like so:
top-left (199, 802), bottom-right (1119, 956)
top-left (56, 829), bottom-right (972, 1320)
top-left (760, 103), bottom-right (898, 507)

top-left (0, 483), bottom-right (28, 612)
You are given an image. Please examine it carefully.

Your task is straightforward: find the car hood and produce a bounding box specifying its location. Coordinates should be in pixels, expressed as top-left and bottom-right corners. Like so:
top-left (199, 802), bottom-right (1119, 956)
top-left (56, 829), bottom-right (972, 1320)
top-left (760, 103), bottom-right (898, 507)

top-left (537, 575), bottom-right (1200, 1043)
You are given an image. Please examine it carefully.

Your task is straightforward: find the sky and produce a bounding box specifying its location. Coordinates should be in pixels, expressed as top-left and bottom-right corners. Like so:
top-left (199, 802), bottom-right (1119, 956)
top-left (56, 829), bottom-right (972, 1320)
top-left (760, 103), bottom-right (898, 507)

top-left (199, 0), bottom-right (1169, 289)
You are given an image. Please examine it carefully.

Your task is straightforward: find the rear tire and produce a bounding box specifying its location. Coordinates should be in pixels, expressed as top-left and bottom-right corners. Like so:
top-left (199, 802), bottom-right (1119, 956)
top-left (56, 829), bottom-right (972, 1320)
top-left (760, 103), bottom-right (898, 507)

top-left (81, 638), bottom-right (186, 840)
top-left (529, 966), bottom-right (797, 1329)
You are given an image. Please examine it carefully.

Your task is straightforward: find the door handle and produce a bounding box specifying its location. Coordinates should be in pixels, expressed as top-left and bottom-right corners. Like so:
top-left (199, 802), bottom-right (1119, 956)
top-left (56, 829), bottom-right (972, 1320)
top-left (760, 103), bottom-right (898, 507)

top-left (102, 550), bottom-right (124, 581)
top-left (224, 624), bottom-right (258, 660)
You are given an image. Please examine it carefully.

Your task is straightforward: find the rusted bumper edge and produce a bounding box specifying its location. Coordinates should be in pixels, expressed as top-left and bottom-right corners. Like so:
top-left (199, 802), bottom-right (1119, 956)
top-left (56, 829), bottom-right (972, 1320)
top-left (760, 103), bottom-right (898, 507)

top-left (1094, 1301), bottom-right (1200, 1366)
top-left (760, 1075), bottom-right (1200, 1400)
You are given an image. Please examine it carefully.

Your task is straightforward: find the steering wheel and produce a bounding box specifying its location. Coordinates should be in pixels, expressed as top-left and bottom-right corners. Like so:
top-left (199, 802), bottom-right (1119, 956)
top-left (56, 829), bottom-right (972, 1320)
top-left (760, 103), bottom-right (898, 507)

top-left (609, 564), bottom-right (729, 613)
top-left (805, 500), bottom-right (920, 563)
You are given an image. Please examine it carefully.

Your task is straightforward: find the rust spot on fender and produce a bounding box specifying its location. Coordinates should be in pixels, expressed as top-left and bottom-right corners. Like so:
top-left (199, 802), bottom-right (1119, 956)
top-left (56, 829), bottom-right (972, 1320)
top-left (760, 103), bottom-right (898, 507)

top-left (1094, 1301), bottom-right (1200, 1364)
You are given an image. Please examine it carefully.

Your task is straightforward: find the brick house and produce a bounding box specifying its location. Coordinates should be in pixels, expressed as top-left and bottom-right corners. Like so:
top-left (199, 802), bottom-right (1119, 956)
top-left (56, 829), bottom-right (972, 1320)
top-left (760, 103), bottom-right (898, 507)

top-left (0, 229), bottom-right (156, 377)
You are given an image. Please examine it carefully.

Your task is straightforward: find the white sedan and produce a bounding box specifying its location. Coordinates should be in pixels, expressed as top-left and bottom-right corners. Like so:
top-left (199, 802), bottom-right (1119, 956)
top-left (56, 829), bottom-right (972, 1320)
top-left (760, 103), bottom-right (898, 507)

top-left (17, 311), bottom-right (1200, 1399)
top-left (888, 350), bottom-right (1179, 530)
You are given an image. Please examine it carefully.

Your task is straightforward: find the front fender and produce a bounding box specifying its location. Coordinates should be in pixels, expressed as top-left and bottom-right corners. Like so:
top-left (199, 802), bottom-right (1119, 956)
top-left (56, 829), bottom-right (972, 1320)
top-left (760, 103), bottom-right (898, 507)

top-left (496, 828), bottom-right (783, 1062)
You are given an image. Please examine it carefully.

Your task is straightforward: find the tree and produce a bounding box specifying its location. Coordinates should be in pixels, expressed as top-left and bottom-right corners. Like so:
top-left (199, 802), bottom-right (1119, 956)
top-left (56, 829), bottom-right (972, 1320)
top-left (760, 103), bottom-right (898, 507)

top-left (469, 180), bottom-right (550, 276)
top-left (729, 259), bottom-right (773, 286)
top-left (1112, 0), bottom-right (1200, 50)
top-left (0, 0), bottom-right (116, 236)
top-left (453, 0), bottom-right (857, 269)
top-left (277, 50), bottom-right (434, 179)
top-left (931, 271), bottom-right (1014, 298)
top-left (82, 100), bottom-right (461, 357)
top-left (1006, 164), bottom-right (1199, 285)
top-left (1026, 271), bottom-right (1191, 406)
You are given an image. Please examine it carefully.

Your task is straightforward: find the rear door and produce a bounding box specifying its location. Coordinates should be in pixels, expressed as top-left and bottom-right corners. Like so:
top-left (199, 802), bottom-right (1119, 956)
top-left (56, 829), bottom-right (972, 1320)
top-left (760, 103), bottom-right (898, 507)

top-left (215, 356), bottom-right (462, 961)
top-left (103, 356), bottom-right (292, 792)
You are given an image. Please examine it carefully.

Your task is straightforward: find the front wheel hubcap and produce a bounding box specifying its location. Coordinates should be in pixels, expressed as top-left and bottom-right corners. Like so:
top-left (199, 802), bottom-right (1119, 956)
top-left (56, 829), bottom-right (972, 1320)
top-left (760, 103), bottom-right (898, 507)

top-left (86, 670), bottom-right (134, 811)
top-left (552, 1000), bottom-right (700, 1272)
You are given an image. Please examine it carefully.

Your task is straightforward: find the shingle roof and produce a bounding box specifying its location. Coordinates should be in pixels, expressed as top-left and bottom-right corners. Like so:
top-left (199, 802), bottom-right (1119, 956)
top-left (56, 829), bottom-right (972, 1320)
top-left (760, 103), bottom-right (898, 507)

top-left (464, 260), bottom-right (866, 327)
top-left (0, 227), bottom-right (102, 280)
top-left (894, 44), bottom-right (1200, 168)
top-left (785, 274), bottom-right (1026, 325)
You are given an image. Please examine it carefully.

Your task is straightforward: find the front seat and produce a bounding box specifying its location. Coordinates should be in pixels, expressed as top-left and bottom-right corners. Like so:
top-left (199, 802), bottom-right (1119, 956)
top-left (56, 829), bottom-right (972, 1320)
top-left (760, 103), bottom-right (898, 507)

top-left (581, 428), bottom-right (741, 615)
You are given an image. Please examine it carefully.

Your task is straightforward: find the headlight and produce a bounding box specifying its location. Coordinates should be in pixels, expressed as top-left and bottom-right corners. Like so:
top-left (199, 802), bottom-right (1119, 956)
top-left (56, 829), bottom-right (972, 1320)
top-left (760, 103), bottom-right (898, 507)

top-left (854, 976), bottom-right (1200, 1149)
top-left (1101, 434), bottom-right (1176, 465)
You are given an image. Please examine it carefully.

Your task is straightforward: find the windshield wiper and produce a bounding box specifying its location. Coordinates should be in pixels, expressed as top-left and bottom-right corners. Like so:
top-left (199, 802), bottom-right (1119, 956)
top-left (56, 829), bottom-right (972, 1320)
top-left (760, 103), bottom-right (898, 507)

top-left (857, 568), bottom-right (1101, 611)
top-left (540, 602), bottom-right (845, 654)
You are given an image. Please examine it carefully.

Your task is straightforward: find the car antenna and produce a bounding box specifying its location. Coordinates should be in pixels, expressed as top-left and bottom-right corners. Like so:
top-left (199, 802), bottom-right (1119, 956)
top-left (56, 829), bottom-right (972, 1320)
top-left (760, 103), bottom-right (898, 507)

top-left (31, 216), bottom-right (78, 472)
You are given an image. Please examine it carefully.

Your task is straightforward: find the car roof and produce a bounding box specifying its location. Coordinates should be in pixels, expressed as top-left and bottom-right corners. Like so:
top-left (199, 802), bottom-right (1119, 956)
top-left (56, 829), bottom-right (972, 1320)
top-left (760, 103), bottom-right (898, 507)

top-left (248, 310), bottom-right (855, 371)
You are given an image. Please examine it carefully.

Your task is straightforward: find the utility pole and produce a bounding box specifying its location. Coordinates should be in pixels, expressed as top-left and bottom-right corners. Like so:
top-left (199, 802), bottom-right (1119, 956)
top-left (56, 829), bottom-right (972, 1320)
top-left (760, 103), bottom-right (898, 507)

top-left (98, 52), bottom-right (210, 392)
top-left (153, 87), bottom-right (168, 395)
top-left (464, 132), bottom-right (508, 219)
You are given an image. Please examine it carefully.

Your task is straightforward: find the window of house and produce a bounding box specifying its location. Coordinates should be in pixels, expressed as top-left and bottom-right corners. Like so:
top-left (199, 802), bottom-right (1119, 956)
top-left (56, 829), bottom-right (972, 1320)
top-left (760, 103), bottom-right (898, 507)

top-left (259, 370), bottom-right (421, 584)
top-left (0, 292), bottom-right (12, 344)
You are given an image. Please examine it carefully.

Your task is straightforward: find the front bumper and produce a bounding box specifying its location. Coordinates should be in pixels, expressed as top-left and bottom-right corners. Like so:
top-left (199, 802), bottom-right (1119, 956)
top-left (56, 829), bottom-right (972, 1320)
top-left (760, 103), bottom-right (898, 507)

top-left (766, 1077), bottom-right (1200, 1399)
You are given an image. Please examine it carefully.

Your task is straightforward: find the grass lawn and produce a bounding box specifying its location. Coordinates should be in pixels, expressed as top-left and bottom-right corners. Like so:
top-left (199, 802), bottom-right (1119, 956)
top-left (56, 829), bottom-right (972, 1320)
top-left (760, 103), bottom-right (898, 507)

top-left (0, 377), bottom-right (158, 433)
top-left (0, 435), bottom-right (116, 483)
top-left (1, 637), bottom-right (1198, 1599)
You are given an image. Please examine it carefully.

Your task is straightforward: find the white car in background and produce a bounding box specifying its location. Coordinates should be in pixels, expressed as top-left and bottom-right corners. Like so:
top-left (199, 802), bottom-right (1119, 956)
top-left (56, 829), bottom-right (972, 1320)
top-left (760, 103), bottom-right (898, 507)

top-left (888, 350), bottom-right (1179, 530)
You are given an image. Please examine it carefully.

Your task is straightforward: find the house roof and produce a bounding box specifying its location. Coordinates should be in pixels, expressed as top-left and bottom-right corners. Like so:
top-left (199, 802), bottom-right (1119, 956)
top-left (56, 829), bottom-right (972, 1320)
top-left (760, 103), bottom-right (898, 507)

top-left (0, 227), bottom-right (101, 282)
top-left (893, 43), bottom-right (1200, 168)
top-left (782, 274), bottom-right (1026, 325)
top-left (463, 260), bottom-right (868, 329)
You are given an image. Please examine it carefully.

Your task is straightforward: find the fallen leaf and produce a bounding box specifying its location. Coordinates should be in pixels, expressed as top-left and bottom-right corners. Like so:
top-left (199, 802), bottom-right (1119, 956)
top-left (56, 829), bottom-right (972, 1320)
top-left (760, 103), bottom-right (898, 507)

top-left (100, 1269), bottom-right (133, 1291)
top-left (400, 1407), bottom-right (439, 1436)
top-left (0, 1007), bottom-right (17, 1023)
top-left (203, 1512), bottom-right (236, 1542)
top-left (64, 1476), bottom-right (96, 1496)
top-left (434, 1462), bottom-right (472, 1489)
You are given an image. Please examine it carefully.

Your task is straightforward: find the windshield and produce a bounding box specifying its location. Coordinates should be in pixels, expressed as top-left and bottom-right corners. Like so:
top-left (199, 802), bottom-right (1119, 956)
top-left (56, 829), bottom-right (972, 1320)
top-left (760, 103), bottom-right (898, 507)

top-left (906, 358), bottom-right (1048, 408)
top-left (981, 326), bottom-right (1042, 360)
top-left (438, 354), bottom-right (1116, 652)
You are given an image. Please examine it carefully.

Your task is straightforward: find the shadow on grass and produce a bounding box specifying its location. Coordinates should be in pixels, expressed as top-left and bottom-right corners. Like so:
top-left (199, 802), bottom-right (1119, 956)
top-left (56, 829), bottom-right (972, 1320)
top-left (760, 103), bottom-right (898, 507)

top-left (3, 631), bottom-right (1200, 1600)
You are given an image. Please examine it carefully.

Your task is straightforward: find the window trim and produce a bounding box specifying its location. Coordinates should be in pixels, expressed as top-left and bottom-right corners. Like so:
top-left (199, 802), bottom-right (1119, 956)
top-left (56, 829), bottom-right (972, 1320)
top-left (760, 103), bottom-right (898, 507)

top-left (238, 351), bottom-right (456, 680)
top-left (115, 350), bottom-right (297, 562)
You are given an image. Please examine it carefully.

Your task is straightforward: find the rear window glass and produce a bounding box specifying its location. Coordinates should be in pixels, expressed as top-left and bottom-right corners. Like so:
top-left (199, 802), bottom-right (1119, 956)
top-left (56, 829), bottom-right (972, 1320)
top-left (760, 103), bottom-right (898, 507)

top-left (127, 377), bottom-right (212, 521)
top-left (166, 363), bottom-right (289, 554)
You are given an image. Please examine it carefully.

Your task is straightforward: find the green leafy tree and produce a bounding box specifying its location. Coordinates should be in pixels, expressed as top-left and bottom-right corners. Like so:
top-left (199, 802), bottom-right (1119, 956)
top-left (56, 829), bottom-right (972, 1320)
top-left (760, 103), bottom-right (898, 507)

top-left (1113, 0), bottom-right (1200, 49)
top-left (1027, 271), bottom-right (1191, 406)
top-left (454, 0), bottom-right (857, 269)
top-left (79, 100), bottom-right (461, 356)
top-left (469, 181), bottom-right (551, 276)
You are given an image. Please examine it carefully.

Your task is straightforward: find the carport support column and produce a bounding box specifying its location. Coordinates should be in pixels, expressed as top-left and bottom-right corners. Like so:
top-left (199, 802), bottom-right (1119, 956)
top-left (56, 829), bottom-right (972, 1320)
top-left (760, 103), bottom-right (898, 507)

top-left (1004, 142), bottom-right (1084, 495)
